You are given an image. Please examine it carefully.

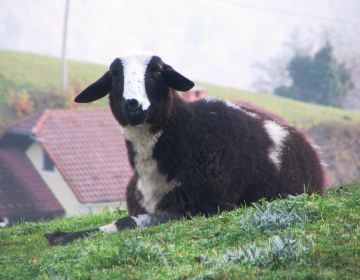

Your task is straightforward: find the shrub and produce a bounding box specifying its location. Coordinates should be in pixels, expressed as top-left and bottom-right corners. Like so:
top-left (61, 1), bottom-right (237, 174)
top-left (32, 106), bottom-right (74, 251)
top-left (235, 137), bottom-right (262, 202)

top-left (9, 89), bottom-right (34, 117)
top-left (275, 42), bottom-right (353, 108)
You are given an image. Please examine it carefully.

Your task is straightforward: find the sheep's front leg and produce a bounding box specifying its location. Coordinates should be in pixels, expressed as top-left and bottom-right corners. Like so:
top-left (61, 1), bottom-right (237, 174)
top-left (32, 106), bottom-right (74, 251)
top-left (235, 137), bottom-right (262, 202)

top-left (44, 228), bottom-right (100, 246)
top-left (44, 212), bottom-right (182, 246)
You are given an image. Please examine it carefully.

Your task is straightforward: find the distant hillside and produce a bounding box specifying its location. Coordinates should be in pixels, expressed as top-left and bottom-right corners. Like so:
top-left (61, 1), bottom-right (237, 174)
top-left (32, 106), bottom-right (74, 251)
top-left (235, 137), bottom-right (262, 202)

top-left (0, 50), bottom-right (108, 130)
top-left (1, 50), bottom-right (360, 184)
top-left (0, 50), bottom-right (107, 100)
top-left (1, 49), bottom-right (360, 130)
top-left (196, 82), bottom-right (360, 129)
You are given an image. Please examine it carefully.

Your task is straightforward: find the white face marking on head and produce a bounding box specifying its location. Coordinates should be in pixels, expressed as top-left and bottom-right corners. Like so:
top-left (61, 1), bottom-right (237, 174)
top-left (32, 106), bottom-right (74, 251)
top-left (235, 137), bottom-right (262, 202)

top-left (120, 50), bottom-right (153, 110)
top-left (263, 120), bottom-right (289, 171)
top-left (99, 222), bottom-right (118, 233)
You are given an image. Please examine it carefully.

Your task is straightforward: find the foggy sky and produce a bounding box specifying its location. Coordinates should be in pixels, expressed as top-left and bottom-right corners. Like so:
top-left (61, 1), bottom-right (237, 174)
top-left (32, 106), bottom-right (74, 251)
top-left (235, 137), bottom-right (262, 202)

top-left (1, 0), bottom-right (359, 90)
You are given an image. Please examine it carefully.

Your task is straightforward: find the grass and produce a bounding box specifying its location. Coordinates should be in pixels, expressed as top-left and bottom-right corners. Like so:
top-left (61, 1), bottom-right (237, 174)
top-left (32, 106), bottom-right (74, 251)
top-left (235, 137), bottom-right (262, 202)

top-left (196, 82), bottom-right (360, 128)
top-left (0, 50), bottom-right (108, 130)
top-left (0, 50), bottom-right (107, 99)
top-left (1, 181), bottom-right (360, 279)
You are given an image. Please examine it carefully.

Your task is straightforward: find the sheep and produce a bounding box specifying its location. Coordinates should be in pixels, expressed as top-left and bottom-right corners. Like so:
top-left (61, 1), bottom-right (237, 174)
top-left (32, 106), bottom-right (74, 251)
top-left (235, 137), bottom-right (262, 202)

top-left (44, 50), bottom-right (326, 246)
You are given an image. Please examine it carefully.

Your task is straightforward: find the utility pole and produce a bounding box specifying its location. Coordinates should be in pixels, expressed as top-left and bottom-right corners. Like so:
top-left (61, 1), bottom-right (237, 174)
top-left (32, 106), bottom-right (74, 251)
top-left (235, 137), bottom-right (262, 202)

top-left (61, 0), bottom-right (70, 93)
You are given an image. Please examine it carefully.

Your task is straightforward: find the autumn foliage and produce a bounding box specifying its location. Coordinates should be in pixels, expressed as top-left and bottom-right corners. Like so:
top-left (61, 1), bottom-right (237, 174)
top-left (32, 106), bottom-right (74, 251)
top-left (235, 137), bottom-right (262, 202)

top-left (9, 89), bottom-right (34, 117)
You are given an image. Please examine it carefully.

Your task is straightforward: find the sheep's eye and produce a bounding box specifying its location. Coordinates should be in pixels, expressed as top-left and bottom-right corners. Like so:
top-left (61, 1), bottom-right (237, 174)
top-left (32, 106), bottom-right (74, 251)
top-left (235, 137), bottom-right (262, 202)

top-left (111, 70), bottom-right (118, 78)
top-left (152, 66), bottom-right (162, 75)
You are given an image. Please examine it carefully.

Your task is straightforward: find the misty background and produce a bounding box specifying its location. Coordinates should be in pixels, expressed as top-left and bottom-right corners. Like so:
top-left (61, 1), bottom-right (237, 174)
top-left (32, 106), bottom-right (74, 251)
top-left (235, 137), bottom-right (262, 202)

top-left (1, 0), bottom-right (359, 93)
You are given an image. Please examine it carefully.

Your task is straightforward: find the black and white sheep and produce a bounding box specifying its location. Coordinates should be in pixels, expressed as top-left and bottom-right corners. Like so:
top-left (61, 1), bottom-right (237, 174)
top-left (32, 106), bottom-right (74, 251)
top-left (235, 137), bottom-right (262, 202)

top-left (44, 50), bottom-right (326, 245)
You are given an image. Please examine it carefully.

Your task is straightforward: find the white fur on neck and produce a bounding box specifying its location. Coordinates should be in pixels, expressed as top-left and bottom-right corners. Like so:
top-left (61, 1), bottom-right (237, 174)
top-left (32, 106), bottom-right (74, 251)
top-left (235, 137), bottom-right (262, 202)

top-left (123, 124), bottom-right (180, 213)
top-left (120, 50), bottom-right (153, 110)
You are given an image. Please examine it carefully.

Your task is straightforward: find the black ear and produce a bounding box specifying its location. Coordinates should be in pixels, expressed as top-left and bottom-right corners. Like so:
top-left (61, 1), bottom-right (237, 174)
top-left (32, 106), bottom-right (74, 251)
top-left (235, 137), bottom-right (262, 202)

top-left (74, 71), bottom-right (112, 103)
top-left (162, 69), bottom-right (194, 92)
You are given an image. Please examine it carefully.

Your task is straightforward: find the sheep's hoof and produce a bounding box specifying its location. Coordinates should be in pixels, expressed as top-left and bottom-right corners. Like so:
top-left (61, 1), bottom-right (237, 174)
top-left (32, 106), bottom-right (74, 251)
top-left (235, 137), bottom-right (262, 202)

top-left (44, 231), bottom-right (68, 246)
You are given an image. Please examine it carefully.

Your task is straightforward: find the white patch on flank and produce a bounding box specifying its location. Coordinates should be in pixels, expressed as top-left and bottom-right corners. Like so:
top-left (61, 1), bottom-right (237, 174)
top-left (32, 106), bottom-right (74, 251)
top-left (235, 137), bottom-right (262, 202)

top-left (123, 124), bottom-right (180, 213)
top-left (99, 222), bottom-right (118, 233)
top-left (205, 98), bottom-right (259, 118)
top-left (132, 214), bottom-right (151, 228)
top-left (120, 50), bottom-right (153, 110)
top-left (224, 101), bottom-right (260, 119)
top-left (204, 97), bottom-right (218, 103)
top-left (263, 120), bottom-right (289, 171)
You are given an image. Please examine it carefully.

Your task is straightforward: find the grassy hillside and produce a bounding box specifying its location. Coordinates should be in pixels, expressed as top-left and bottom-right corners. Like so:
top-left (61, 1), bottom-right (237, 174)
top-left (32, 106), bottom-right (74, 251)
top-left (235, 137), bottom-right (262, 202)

top-left (1, 182), bottom-right (360, 279)
top-left (0, 50), bottom-right (107, 100)
top-left (1, 49), bottom-right (360, 131)
top-left (196, 82), bottom-right (360, 129)
top-left (0, 50), bottom-right (109, 130)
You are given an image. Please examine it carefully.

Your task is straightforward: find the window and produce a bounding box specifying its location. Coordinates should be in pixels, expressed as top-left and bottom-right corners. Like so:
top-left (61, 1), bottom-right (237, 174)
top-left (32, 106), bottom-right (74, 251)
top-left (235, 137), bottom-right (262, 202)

top-left (42, 148), bottom-right (55, 172)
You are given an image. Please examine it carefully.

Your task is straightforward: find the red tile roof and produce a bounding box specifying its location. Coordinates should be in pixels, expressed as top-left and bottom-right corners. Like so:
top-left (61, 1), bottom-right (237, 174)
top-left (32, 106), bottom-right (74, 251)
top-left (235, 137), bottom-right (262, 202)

top-left (7, 108), bottom-right (132, 204)
top-left (5, 112), bottom-right (43, 135)
top-left (0, 147), bottom-right (64, 216)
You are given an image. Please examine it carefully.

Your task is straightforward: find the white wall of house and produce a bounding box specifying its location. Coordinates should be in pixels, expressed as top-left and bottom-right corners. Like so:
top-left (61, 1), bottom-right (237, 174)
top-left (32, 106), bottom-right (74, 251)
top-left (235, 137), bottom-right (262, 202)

top-left (25, 141), bottom-right (125, 217)
top-left (26, 142), bottom-right (86, 216)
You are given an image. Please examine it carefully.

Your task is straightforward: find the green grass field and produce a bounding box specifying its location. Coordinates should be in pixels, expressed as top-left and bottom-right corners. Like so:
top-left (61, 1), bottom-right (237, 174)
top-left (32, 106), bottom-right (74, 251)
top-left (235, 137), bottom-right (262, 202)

top-left (0, 50), bottom-right (107, 99)
top-left (0, 50), bottom-right (107, 129)
top-left (1, 182), bottom-right (360, 279)
top-left (1, 49), bottom-right (360, 131)
top-left (196, 82), bottom-right (360, 129)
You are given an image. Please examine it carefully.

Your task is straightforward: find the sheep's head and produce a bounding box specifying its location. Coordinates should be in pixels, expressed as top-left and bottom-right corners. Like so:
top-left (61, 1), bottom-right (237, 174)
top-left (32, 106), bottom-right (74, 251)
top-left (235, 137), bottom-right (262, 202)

top-left (75, 50), bottom-right (194, 127)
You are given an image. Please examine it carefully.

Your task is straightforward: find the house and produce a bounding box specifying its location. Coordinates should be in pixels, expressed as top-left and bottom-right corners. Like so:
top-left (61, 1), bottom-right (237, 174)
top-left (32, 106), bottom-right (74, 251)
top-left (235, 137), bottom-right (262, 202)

top-left (0, 108), bottom-right (132, 224)
top-left (0, 147), bottom-right (64, 225)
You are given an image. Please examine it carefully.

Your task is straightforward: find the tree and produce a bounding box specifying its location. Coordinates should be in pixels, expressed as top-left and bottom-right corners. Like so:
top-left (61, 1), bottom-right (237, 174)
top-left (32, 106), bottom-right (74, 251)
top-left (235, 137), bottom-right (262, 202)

top-left (275, 42), bottom-right (353, 108)
top-left (251, 29), bottom-right (312, 94)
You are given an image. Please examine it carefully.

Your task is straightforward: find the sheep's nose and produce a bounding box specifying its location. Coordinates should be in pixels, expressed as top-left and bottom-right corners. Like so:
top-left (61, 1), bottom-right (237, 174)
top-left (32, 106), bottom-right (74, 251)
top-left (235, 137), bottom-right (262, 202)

top-left (125, 99), bottom-right (141, 113)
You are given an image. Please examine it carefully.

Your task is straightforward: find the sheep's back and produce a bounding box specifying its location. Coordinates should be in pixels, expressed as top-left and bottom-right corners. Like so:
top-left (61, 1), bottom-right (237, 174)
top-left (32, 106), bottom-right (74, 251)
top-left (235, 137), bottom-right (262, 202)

top-left (153, 99), bottom-right (325, 215)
